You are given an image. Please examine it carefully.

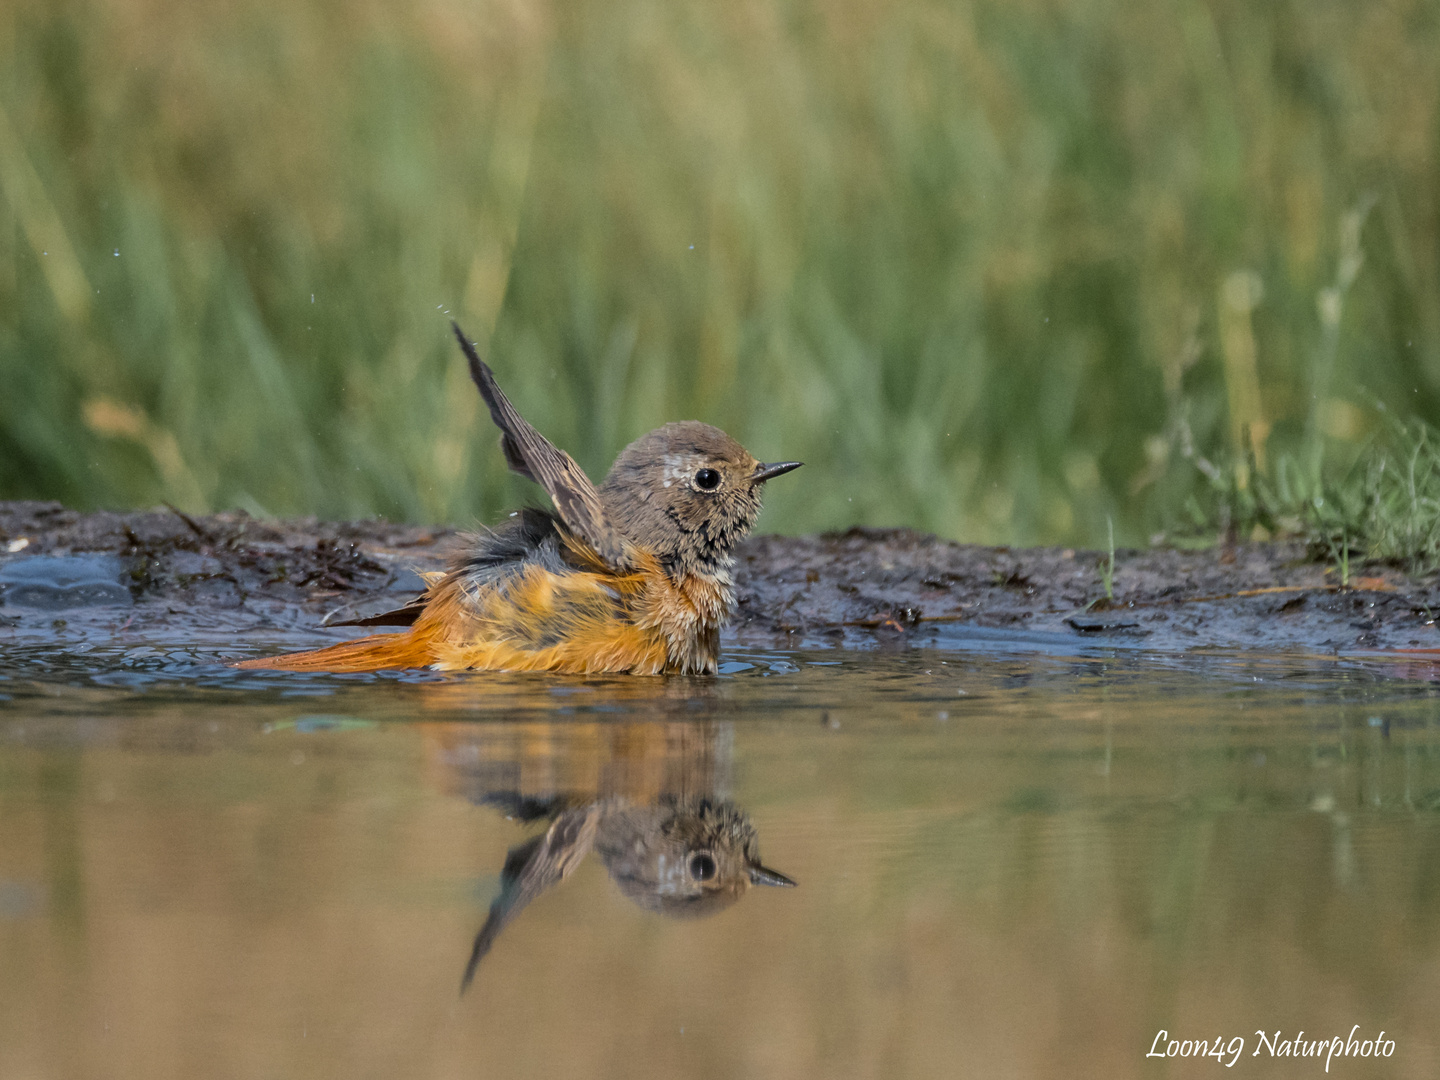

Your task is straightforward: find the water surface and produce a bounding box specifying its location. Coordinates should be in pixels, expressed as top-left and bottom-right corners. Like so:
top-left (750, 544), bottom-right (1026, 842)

top-left (3, 642), bottom-right (1439, 1079)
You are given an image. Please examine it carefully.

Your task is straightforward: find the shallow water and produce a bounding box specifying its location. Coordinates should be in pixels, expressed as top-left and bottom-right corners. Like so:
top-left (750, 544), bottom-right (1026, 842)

top-left (3, 640), bottom-right (1440, 1079)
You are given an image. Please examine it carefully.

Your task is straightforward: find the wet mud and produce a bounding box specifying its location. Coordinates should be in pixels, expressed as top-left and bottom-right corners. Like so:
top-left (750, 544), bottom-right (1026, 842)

top-left (4, 499), bottom-right (1440, 657)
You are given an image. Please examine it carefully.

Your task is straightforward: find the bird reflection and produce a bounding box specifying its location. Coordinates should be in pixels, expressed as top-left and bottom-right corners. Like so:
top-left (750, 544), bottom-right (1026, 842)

top-left (421, 721), bottom-right (795, 992)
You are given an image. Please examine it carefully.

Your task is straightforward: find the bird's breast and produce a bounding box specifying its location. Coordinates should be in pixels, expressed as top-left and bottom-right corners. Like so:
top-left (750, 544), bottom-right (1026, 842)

top-left (639, 565), bottom-right (735, 675)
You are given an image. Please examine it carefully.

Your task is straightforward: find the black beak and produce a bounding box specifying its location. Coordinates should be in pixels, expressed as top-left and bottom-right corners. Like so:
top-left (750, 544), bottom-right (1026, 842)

top-left (748, 863), bottom-right (798, 888)
top-left (753, 461), bottom-right (803, 483)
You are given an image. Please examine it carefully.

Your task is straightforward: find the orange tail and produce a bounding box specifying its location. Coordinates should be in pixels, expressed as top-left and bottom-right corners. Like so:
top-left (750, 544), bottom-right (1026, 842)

top-left (233, 629), bottom-right (439, 673)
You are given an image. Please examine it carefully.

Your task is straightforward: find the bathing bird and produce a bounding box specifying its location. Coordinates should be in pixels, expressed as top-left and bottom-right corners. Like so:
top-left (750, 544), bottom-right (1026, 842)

top-left (236, 323), bottom-right (801, 675)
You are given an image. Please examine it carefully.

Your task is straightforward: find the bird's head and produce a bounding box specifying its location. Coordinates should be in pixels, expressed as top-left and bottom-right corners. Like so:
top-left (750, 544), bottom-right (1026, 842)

top-left (599, 422), bottom-right (801, 576)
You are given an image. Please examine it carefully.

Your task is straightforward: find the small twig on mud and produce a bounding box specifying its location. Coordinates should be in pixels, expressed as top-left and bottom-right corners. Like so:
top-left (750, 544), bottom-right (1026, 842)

top-left (1099, 517), bottom-right (1116, 601)
top-left (165, 502), bottom-right (212, 543)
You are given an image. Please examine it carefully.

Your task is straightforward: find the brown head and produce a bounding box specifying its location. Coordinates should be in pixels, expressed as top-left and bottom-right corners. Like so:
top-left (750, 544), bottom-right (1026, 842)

top-left (600, 421), bottom-right (801, 577)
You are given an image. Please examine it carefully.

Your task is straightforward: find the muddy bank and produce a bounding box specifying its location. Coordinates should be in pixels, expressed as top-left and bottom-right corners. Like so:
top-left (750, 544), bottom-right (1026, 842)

top-left (3, 499), bottom-right (1439, 657)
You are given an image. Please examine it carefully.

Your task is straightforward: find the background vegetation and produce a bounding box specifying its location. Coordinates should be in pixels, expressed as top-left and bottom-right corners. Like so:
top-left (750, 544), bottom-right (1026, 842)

top-left (2, 0), bottom-right (1439, 548)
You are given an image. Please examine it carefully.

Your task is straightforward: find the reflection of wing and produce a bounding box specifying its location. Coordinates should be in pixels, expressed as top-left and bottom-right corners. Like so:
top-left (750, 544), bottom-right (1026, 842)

top-left (460, 804), bottom-right (601, 993)
top-left (452, 323), bottom-right (632, 572)
top-left (479, 792), bottom-right (581, 823)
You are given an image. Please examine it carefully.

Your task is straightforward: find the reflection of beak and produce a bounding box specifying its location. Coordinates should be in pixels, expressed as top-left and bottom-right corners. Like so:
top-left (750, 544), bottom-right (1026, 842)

top-left (748, 863), bottom-right (798, 888)
top-left (753, 461), bottom-right (803, 483)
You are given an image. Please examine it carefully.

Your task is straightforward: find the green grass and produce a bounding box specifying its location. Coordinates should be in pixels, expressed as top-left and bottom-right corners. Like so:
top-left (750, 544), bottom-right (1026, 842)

top-left (1187, 413), bottom-right (1440, 574)
top-left (3, 0), bottom-right (1440, 550)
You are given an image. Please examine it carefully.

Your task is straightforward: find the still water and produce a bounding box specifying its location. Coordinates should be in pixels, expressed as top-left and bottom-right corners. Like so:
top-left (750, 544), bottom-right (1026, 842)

top-left (2, 641), bottom-right (1439, 1079)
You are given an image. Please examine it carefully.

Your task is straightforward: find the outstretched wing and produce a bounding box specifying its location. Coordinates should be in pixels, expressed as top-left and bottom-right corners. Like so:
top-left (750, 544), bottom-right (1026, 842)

top-left (460, 804), bottom-right (601, 993)
top-left (452, 322), bottom-right (632, 571)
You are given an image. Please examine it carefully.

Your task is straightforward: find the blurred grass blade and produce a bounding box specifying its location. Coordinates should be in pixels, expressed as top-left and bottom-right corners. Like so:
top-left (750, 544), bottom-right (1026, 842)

top-left (0, 100), bottom-right (91, 322)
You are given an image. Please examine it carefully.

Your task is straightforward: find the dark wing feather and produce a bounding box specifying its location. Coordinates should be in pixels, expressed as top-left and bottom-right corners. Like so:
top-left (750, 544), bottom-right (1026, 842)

top-left (451, 322), bottom-right (632, 571)
top-left (322, 600), bottom-right (428, 628)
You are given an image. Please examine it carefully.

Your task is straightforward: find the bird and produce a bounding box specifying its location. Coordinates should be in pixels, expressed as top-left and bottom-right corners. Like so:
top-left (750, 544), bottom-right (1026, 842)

top-left (460, 793), bottom-right (795, 992)
top-left (235, 323), bottom-right (801, 675)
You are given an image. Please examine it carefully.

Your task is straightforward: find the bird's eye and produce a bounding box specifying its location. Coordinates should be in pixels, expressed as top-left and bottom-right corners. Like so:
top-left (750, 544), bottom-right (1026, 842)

top-left (694, 468), bottom-right (721, 491)
top-left (688, 852), bottom-right (718, 881)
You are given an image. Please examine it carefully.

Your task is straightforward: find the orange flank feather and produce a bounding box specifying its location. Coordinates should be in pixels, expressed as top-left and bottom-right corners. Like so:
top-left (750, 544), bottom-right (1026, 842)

top-left (235, 541), bottom-right (727, 675)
